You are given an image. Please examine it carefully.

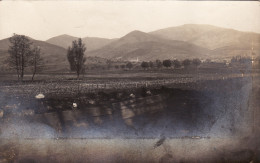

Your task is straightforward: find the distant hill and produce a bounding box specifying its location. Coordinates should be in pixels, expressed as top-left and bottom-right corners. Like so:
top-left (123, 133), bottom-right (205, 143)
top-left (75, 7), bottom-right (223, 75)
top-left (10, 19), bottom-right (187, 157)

top-left (150, 24), bottom-right (260, 52)
top-left (46, 34), bottom-right (115, 51)
top-left (1, 24), bottom-right (259, 73)
top-left (210, 43), bottom-right (260, 59)
top-left (82, 37), bottom-right (117, 52)
top-left (45, 34), bottom-right (78, 50)
top-left (88, 30), bottom-right (210, 61)
top-left (0, 37), bottom-right (69, 72)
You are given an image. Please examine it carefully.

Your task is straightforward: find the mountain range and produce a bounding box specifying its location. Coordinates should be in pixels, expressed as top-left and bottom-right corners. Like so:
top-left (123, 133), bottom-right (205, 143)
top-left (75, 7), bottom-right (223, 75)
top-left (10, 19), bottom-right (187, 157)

top-left (87, 30), bottom-right (210, 60)
top-left (150, 24), bottom-right (260, 58)
top-left (0, 24), bottom-right (259, 72)
top-left (150, 24), bottom-right (259, 49)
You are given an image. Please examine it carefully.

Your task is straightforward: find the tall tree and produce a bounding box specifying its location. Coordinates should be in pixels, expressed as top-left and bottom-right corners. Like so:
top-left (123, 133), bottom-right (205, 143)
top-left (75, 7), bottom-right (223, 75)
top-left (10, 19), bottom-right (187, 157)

top-left (163, 60), bottom-right (172, 68)
top-left (30, 46), bottom-right (44, 81)
top-left (67, 38), bottom-right (86, 79)
top-left (8, 34), bottom-right (33, 81)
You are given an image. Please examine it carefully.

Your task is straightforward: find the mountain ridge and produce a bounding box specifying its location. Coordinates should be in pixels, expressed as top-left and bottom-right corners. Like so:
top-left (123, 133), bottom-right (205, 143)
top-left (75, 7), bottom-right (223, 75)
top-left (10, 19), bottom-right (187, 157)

top-left (87, 29), bottom-right (210, 60)
top-left (46, 35), bottom-right (116, 51)
top-left (1, 24), bottom-right (259, 72)
top-left (150, 24), bottom-right (260, 50)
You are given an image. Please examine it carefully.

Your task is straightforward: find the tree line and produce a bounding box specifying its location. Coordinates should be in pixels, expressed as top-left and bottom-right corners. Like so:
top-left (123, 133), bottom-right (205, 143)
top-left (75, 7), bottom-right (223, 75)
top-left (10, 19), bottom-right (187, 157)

top-left (140, 58), bottom-right (201, 69)
top-left (86, 59), bottom-right (201, 71)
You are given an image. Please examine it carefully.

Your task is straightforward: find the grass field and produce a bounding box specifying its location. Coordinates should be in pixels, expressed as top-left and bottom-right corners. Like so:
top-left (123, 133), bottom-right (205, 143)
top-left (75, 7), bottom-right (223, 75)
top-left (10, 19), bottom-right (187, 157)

top-left (0, 68), bottom-right (259, 162)
top-left (0, 69), bottom-right (256, 134)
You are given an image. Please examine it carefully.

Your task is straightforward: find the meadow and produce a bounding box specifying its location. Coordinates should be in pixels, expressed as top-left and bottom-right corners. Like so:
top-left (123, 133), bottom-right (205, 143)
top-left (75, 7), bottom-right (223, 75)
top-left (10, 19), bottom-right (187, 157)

top-left (0, 68), bottom-right (256, 137)
top-left (0, 67), bottom-right (259, 162)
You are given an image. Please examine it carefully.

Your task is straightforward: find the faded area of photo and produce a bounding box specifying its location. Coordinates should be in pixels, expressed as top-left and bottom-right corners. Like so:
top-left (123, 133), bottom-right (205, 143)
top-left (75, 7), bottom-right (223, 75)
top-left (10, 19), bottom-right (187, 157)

top-left (0, 1), bottom-right (259, 162)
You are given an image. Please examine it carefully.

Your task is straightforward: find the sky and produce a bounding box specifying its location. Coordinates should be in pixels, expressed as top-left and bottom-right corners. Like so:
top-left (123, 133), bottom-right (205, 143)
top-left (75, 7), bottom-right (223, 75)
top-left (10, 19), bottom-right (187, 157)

top-left (0, 1), bottom-right (260, 41)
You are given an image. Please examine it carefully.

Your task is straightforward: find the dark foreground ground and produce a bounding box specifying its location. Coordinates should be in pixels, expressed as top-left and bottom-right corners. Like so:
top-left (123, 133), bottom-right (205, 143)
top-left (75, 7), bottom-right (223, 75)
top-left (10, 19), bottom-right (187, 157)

top-left (0, 138), bottom-right (259, 163)
top-left (0, 70), bottom-right (259, 162)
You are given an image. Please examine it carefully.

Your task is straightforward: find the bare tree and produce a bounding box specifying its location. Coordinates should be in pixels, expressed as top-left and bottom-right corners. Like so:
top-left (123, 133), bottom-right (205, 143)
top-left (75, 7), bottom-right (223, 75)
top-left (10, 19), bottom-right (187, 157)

top-left (30, 46), bottom-right (44, 81)
top-left (8, 34), bottom-right (33, 81)
top-left (67, 38), bottom-right (86, 79)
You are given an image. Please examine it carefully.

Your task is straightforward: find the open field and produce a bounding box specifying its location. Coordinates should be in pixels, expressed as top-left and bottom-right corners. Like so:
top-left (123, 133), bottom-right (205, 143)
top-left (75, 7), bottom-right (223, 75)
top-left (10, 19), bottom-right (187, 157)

top-left (0, 70), bottom-right (256, 136)
top-left (0, 69), bottom-right (259, 162)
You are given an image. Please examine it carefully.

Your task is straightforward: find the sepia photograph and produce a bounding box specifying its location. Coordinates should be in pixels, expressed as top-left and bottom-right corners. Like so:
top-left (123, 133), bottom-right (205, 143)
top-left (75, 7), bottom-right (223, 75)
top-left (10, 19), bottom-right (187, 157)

top-left (0, 1), bottom-right (259, 162)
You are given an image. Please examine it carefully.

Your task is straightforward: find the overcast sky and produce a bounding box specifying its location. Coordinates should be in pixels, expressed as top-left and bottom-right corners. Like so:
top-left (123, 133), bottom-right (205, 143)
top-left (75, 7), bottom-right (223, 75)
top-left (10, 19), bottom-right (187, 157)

top-left (0, 1), bottom-right (259, 41)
